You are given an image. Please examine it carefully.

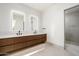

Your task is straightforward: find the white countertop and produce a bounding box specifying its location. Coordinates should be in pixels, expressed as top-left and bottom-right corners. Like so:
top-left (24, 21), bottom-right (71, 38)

top-left (0, 33), bottom-right (46, 39)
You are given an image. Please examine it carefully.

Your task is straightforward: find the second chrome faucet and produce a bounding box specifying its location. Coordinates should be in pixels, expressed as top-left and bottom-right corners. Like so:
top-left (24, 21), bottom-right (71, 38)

top-left (16, 30), bottom-right (22, 35)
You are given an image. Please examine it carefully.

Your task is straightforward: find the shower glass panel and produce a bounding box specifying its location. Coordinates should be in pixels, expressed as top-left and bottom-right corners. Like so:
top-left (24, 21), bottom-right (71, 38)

top-left (65, 5), bottom-right (79, 46)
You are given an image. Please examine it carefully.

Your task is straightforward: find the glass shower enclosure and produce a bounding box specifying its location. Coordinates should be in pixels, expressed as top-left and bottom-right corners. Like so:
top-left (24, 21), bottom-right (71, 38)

top-left (65, 5), bottom-right (79, 55)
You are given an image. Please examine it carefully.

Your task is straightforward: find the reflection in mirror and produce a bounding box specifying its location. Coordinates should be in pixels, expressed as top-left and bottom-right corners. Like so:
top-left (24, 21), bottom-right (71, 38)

top-left (11, 10), bottom-right (25, 35)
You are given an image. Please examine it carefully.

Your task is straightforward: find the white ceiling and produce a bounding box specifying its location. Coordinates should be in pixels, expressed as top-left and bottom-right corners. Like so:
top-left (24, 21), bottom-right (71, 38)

top-left (23, 3), bottom-right (53, 12)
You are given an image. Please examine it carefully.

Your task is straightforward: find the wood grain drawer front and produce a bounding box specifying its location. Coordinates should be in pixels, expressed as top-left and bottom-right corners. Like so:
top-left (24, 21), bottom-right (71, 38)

top-left (0, 42), bottom-right (30, 53)
top-left (0, 38), bottom-right (45, 53)
top-left (14, 34), bottom-right (46, 44)
top-left (0, 38), bottom-right (15, 46)
top-left (0, 34), bottom-right (47, 53)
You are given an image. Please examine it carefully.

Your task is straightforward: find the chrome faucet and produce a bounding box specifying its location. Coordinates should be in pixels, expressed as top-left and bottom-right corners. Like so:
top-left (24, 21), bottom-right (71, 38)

top-left (16, 30), bottom-right (22, 35)
top-left (33, 30), bottom-right (37, 34)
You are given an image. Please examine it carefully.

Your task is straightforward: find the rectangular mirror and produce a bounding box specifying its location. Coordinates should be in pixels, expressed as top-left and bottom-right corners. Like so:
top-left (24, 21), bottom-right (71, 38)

top-left (11, 10), bottom-right (25, 32)
top-left (30, 15), bottom-right (39, 34)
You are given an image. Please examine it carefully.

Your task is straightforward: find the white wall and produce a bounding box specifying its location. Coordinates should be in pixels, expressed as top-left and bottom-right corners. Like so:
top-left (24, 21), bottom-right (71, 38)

top-left (42, 3), bottom-right (79, 47)
top-left (0, 3), bottom-right (41, 36)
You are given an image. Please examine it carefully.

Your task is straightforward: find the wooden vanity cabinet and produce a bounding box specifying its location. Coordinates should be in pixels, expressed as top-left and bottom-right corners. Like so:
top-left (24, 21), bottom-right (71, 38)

top-left (0, 34), bottom-right (47, 54)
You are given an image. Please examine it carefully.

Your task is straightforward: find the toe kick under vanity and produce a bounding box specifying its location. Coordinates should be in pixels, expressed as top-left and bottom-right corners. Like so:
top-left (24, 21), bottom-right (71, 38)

top-left (0, 34), bottom-right (47, 55)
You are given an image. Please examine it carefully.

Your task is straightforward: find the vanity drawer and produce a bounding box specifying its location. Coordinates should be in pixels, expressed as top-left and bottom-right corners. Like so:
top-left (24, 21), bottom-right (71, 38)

top-left (13, 34), bottom-right (46, 44)
top-left (0, 41), bottom-right (31, 53)
top-left (0, 34), bottom-right (47, 53)
top-left (0, 34), bottom-right (46, 47)
top-left (0, 38), bottom-right (15, 46)
top-left (0, 39), bottom-right (45, 53)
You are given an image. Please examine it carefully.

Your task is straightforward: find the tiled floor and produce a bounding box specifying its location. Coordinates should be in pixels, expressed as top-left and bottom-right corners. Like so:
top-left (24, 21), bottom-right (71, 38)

top-left (66, 43), bottom-right (79, 56)
top-left (8, 43), bottom-right (72, 56)
top-left (31, 43), bottom-right (72, 56)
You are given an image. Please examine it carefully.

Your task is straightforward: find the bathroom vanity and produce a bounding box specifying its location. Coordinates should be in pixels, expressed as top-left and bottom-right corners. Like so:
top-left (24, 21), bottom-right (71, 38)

top-left (0, 34), bottom-right (46, 54)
